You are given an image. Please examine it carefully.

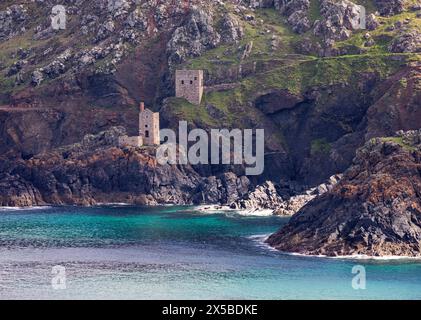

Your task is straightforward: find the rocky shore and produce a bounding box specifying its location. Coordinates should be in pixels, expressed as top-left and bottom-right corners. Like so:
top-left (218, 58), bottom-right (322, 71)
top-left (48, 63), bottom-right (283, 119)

top-left (267, 130), bottom-right (421, 257)
top-left (0, 127), bottom-right (246, 207)
top-left (229, 175), bottom-right (342, 215)
top-left (0, 126), bottom-right (343, 215)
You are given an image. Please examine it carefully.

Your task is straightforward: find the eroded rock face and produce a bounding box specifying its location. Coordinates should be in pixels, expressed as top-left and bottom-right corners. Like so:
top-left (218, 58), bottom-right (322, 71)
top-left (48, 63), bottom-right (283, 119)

top-left (0, 128), bottom-right (196, 206)
top-left (107, 0), bottom-right (131, 18)
top-left (255, 89), bottom-right (304, 114)
top-left (193, 173), bottom-right (251, 205)
top-left (166, 4), bottom-right (245, 67)
top-left (267, 130), bottom-right (421, 257)
top-left (366, 65), bottom-right (421, 139)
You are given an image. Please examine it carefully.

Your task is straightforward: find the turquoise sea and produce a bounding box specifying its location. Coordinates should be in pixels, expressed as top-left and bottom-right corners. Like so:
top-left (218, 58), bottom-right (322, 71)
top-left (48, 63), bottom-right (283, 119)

top-left (0, 205), bottom-right (420, 300)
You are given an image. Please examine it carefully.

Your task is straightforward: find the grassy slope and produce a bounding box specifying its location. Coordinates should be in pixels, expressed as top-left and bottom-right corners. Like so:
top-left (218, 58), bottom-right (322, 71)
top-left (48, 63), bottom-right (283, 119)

top-left (166, 5), bottom-right (420, 127)
top-left (1, 1), bottom-right (420, 111)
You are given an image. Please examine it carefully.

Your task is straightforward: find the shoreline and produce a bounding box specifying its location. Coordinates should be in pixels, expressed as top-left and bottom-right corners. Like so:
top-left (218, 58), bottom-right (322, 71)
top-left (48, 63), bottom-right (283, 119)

top-left (249, 234), bottom-right (421, 261)
top-left (194, 205), bottom-right (278, 217)
top-left (2, 205), bottom-right (420, 261)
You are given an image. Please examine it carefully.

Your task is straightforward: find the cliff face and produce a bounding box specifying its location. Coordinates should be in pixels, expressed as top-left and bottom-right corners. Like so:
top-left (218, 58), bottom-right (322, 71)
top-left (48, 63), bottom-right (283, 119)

top-left (0, 0), bottom-right (420, 191)
top-left (0, 127), bottom-right (256, 207)
top-left (267, 130), bottom-right (421, 257)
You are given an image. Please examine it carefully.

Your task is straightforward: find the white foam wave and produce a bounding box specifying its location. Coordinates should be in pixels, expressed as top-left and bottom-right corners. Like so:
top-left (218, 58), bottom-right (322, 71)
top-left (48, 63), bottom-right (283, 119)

top-left (281, 250), bottom-right (421, 261)
top-left (0, 206), bottom-right (52, 212)
top-left (194, 205), bottom-right (274, 217)
top-left (95, 203), bottom-right (132, 207)
top-left (247, 233), bottom-right (421, 260)
top-left (246, 233), bottom-right (279, 252)
top-left (235, 209), bottom-right (274, 216)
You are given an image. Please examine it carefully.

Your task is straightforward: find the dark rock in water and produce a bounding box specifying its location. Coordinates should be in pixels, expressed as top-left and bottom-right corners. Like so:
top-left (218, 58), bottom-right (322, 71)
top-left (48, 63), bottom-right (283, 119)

top-left (267, 130), bottom-right (421, 257)
top-left (229, 175), bottom-right (342, 215)
top-left (230, 181), bottom-right (284, 212)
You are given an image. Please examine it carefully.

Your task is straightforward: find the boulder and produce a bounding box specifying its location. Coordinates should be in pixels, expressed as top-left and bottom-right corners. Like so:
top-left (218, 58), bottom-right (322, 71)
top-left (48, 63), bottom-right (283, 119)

top-left (366, 13), bottom-right (379, 31)
top-left (31, 70), bottom-right (44, 86)
top-left (314, 0), bottom-right (363, 42)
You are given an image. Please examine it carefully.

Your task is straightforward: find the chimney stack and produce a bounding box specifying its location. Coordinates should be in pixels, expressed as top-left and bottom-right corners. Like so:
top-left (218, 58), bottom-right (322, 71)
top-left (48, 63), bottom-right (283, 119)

top-left (140, 102), bottom-right (145, 112)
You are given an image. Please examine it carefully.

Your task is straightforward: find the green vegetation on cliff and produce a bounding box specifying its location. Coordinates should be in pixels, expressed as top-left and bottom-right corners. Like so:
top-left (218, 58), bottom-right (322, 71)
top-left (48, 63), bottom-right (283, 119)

top-left (381, 136), bottom-right (418, 151)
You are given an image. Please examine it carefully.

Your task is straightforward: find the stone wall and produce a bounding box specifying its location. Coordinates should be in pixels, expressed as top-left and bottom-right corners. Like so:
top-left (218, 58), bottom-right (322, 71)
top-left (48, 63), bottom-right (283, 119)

top-left (118, 135), bottom-right (143, 147)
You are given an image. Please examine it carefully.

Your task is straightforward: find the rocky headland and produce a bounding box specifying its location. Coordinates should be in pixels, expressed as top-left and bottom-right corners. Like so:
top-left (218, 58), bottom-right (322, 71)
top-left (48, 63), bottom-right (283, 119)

top-left (0, 127), bottom-right (242, 207)
top-left (0, 126), bottom-right (332, 215)
top-left (267, 130), bottom-right (421, 257)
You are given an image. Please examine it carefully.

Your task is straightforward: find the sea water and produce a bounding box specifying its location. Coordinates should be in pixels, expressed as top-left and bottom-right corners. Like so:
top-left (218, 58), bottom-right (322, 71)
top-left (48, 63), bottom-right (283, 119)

top-left (0, 205), bottom-right (420, 300)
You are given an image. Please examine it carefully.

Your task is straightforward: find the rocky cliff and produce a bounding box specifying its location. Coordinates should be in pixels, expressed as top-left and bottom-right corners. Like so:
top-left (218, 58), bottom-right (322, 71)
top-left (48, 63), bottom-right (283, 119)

top-left (0, 125), bottom-right (340, 212)
top-left (0, 127), bottom-right (255, 206)
top-left (267, 130), bottom-right (421, 257)
top-left (1, 0), bottom-right (421, 204)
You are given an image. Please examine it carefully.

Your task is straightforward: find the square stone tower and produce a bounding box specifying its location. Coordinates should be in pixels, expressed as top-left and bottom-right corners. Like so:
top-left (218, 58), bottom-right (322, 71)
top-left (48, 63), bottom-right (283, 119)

top-left (139, 102), bottom-right (160, 146)
top-left (175, 69), bottom-right (204, 105)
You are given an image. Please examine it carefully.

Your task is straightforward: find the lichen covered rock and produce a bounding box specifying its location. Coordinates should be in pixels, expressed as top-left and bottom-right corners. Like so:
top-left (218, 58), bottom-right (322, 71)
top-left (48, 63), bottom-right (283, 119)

top-left (167, 8), bottom-right (221, 66)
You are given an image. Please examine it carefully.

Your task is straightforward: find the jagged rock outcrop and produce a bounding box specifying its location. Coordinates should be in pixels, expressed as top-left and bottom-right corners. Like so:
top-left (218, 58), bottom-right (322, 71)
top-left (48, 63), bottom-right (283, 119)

top-left (167, 5), bottom-right (244, 67)
top-left (0, 128), bottom-right (254, 207)
top-left (31, 70), bottom-right (44, 86)
top-left (193, 173), bottom-right (251, 205)
top-left (375, 0), bottom-right (405, 16)
top-left (229, 175), bottom-right (342, 215)
top-left (276, 0), bottom-right (311, 34)
top-left (389, 30), bottom-right (421, 53)
top-left (0, 5), bottom-right (28, 41)
top-left (267, 130), bottom-right (421, 257)
top-left (314, 0), bottom-right (363, 43)
top-left (167, 8), bottom-right (221, 66)
top-left (107, 0), bottom-right (131, 18)
top-left (230, 181), bottom-right (284, 212)
top-left (0, 128), bottom-right (195, 206)
top-left (219, 13), bottom-right (244, 43)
